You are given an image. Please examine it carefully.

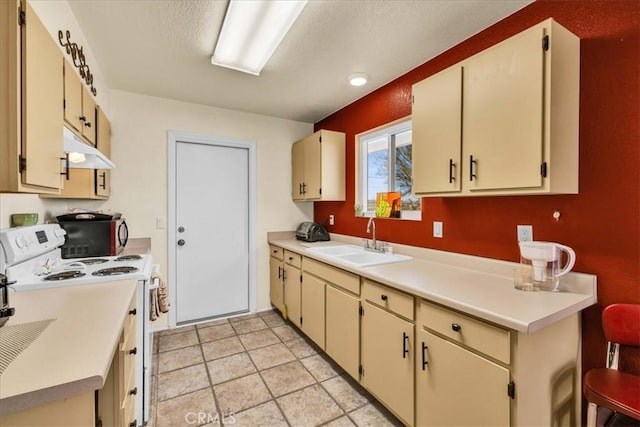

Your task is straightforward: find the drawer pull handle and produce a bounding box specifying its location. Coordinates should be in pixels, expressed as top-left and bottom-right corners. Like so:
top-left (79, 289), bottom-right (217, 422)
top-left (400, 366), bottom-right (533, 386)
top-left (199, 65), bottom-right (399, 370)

top-left (129, 420), bottom-right (137, 427)
top-left (451, 323), bottom-right (461, 332)
top-left (402, 332), bottom-right (409, 359)
top-left (278, 266), bottom-right (283, 280)
top-left (381, 294), bottom-right (388, 301)
top-left (129, 347), bottom-right (137, 355)
top-left (421, 342), bottom-right (428, 370)
top-left (273, 250), bottom-right (278, 254)
top-left (288, 256), bottom-right (294, 261)
top-left (129, 308), bottom-right (137, 316)
top-left (129, 387), bottom-right (138, 395)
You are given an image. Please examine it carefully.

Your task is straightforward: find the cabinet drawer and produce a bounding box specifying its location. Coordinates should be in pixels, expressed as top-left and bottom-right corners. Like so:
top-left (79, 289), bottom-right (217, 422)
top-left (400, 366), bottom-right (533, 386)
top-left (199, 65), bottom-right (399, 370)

top-left (269, 245), bottom-right (284, 261)
top-left (121, 390), bottom-right (137, 427)
top-left (284, 250), bottom-right (302, 268)
top-left (420, 300), bottom-right (510, 364)
top-left (362, 279), bottom-right (414, 321)
top-left (303, 257), bottom-right (359, 295)
top-left (123, 298), bottom-right (137, 343)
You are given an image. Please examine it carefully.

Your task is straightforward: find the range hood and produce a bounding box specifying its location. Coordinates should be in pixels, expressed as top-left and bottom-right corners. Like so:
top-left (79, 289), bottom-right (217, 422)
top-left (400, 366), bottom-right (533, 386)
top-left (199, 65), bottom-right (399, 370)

top-left (63, 126), bottom-right (116, 169)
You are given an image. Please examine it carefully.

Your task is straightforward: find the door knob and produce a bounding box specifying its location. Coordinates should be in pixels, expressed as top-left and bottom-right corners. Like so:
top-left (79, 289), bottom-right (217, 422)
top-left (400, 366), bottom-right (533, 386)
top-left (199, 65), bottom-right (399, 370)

top-left (177, 239), bottom-right (185, 246)
top-left (178, 226), bottom-right (185, 233)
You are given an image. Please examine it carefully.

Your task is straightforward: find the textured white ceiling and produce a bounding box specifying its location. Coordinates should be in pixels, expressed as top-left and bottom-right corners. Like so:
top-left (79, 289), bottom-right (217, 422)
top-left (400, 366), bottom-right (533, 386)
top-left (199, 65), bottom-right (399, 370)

top-left (67, 0), bottom-right (532, 123)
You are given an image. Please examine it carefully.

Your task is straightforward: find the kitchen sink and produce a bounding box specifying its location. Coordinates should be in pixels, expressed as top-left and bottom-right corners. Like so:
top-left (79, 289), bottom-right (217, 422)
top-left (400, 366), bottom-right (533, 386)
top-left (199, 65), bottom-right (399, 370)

top-left (305, 244), bottom-right (412, 267)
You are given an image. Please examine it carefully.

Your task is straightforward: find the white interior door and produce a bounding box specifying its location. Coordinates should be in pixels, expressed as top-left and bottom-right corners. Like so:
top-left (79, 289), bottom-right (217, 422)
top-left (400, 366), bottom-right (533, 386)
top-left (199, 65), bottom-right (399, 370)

top-left (173, 137), bottom-right (251, 324)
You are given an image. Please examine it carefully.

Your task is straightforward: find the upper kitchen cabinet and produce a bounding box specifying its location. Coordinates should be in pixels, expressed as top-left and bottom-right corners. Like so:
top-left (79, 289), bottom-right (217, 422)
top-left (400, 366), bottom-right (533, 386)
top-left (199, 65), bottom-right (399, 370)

top-left (412, 18), bottom-right (579, 197)
top-left (64, 60), bottom-right (96, 145)
top-left (291, 130), bottom-right (345, 201)
top-left (0, 0), bottom-right (64, 194)
top-left (41, 106), bottom-right (111, 200)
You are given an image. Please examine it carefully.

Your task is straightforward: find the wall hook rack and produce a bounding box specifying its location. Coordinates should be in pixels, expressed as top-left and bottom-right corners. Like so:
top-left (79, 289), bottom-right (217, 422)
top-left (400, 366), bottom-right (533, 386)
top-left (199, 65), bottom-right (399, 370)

top-left (58, 30), bottom-right (97, 96)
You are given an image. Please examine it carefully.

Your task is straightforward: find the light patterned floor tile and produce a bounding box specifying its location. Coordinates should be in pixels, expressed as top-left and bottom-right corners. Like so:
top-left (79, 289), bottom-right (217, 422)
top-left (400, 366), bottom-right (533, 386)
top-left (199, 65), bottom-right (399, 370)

top-left (231, 317), bottom-right (269, 334)
top-left (156, 388), bottom-right (217, 427)
top-left (301, 354), bottom-right (340, 381)
top-left (201, 336), bottom-right (245, 361)
top-left (260, 360), bottom-right (316, 397)
top-left (272, 324), bottom-right (302, 341)
top-left (157, 363), bottom-right (210, 401)
top-left (248, 343), bottom-right (296, 370)
top-left (284, 337), bottom-right (318, 359)
top-left (277, 384), bottom-right (344, 426)
top-left (238, 329), bottom-right (280, 350)
top-left (197, 323), bottom-right (236, 343)
top-left (158, 344), bottom-right (203, 373)
top-left (321, 376), bottom-right (369, 412)
top-left (206, 352), bottom-right (256, 385)
top-left (229, 401), bottom-right (288, 427)
top-left (158, 329), bottom-right (199, 352)
top-left (348, 404), bottom-right (401, 427)
top-left (213, 373), bottom-right (271, 414)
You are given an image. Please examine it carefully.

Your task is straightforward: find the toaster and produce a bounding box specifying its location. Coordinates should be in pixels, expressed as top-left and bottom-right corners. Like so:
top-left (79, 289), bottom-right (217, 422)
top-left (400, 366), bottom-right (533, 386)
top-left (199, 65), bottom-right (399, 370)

top-left (296, 222), bottom-right (330, 242)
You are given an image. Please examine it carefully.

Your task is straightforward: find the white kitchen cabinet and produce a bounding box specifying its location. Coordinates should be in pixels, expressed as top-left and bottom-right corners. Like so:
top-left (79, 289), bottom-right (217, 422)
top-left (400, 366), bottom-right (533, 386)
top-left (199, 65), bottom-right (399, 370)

top-left (0, 0), bottom-right (63, 194)
top-left (361, 280), bottom-right (414, 426)
top-left (412, 18), bottom-right (579, 196)
top-left (291, 129), bottom-right (345, 201)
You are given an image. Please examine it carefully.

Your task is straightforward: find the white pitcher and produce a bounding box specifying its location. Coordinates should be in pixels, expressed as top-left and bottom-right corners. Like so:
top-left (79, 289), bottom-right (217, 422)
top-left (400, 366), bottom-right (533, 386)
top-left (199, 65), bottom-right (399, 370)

top-left (518, 241), bottom-right (576, 291)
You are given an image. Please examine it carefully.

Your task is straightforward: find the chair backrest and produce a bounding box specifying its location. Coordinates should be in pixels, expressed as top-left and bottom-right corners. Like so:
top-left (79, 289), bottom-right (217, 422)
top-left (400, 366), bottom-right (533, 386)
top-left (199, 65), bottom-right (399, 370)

top-left (602, 304), bottom-right (640, 370)
top-left (602, 304), bottom-right (640, 346)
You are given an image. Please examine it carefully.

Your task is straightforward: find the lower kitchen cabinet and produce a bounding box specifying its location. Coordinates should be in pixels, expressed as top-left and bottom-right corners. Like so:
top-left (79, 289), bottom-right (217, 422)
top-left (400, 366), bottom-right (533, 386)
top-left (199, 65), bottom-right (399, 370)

top-left (301, 272), bottom-right (325, 349)
top-left (361, 301), bottom-right (414, 426)
top-left (416, 328), bottom-right (510, 426)
top-left (269, 256), bottom-right (284, 312)
top-left (325, 284), bottom-right (360, 380)
top-left (283, 262), bottom-right (301, 327)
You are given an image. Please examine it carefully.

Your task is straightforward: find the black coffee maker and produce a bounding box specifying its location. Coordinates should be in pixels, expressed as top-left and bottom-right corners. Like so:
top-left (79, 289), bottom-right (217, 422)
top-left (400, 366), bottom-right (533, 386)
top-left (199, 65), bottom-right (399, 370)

top-left (0, 273), bottom-right (16, 327)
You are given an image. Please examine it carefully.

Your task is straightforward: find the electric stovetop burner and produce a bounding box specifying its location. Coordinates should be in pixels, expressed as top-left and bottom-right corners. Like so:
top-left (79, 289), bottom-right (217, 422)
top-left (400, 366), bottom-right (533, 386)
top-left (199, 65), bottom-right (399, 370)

top-left (76, 258), bottom-right (109, 265)
top-left (92, 266), bottom-right (139, 276)
top-left (115, 255), bottom-right (142, 262)
top-left (43, 271), bottom-right (86, 281)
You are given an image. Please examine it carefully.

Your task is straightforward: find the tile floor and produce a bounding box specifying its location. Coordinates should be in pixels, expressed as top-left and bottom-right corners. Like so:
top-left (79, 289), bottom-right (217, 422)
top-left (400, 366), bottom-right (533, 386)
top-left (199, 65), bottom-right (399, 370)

top-left (148, 310), bottom-right (403, 427)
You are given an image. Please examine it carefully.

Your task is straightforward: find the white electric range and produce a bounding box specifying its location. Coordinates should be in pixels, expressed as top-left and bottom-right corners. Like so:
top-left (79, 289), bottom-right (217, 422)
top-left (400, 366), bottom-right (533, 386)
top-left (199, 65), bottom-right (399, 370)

top-left (0, 223), bottom-right (156, 425)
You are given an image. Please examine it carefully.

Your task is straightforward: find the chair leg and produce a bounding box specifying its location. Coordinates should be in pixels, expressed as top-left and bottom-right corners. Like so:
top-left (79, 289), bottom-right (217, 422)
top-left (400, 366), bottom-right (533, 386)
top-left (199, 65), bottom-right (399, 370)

top-left (587, 402), bottom-right (598, 427)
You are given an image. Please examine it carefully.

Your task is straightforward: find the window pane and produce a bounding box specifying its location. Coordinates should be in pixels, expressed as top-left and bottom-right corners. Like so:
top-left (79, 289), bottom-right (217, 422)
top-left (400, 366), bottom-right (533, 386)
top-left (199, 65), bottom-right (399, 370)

top-left (393, 130), bottom-right (419, 211)
top-left (367, 137), bottom-right (388, 212)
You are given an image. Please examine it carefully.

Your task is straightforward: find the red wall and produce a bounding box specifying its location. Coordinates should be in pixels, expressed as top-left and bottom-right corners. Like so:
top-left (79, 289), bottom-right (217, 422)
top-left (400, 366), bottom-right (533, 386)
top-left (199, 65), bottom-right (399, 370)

top-left (314, 0), bottom-right (639, 407)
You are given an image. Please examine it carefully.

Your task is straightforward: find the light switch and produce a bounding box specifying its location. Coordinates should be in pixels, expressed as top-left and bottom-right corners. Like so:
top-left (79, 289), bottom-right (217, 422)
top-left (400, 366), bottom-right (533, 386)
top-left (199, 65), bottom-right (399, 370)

top-left (433, 221), bottom-right (443, 238)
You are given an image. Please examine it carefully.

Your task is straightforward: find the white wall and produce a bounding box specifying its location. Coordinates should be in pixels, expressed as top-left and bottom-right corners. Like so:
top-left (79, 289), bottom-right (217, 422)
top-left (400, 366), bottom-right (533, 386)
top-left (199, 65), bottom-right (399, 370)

top-left (99, 90), bottom-right (313, 310)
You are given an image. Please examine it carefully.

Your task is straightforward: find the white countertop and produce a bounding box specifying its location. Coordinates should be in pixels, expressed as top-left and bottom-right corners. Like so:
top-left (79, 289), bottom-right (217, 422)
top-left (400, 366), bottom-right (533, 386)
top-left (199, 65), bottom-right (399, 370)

top-left (0, 280), bottom-right (137, 415)
top-left (268, 232), bottom-right (597, 334)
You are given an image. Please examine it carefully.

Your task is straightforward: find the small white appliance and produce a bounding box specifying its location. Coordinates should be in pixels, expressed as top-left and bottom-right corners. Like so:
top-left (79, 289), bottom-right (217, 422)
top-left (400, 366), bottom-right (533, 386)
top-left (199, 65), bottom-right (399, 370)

top-left (0, 223), bottom-right (156, 425)
top-left (518, 241), bottom-right (576, 291)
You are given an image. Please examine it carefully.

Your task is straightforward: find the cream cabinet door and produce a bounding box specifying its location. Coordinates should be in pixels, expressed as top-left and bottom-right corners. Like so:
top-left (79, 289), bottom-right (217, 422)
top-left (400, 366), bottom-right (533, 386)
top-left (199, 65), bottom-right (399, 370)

top-left (302, 133), bottom-right (321, 199)
top-left (95, 107), bottom-right (111, 197)
top-left (416, 329), bottom-right (510, 426)
top-left (63, 60), bottom-right (83, 133)
top-left (81, 86), bottom-right (96, 145)
top-left (463, 25), bottom-right (545, 191)
top-left (301, 273), bottom-right (325, 349)
top-left (291, 140), bottom-right (305, 200)
top-left (22, 1), bottom-right (63, 190)
top-left (361, 301), bottom-right (414, 426)
top-left (412, 66), bottom-right (462, 194)
top-left (269, 257), bottom-right (284, 312)
top-left (325, 285), bottom-right (360, 380)
top-left (283, 264), bottom-right (301, 327)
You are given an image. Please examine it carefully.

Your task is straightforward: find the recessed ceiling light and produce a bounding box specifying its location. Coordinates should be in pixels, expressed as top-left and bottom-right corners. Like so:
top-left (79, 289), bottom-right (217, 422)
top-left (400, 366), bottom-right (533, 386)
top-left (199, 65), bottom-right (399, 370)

top-left (212, 0), bottom-right (308, 76)
top-left (348, 73), bottom-right (368, 86)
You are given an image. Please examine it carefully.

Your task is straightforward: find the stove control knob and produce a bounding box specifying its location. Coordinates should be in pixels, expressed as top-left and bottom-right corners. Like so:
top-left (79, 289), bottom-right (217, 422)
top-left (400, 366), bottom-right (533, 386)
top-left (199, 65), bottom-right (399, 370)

top-left (177, 239), bottom-right (185, 247)
top-left (54, 229), bottom-right (67, 238)
top-left (14, 235), bottom-right (26, 248)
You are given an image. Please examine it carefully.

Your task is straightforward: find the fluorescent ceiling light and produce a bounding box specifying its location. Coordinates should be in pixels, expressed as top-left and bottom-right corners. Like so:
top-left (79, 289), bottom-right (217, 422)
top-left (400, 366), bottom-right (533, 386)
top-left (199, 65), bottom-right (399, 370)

top-left (348, 73), bottom-right (368, 87)
top-left (212, 0), bottom-right (308, 76)
top-left (64, 126), bottom-right (116, 169)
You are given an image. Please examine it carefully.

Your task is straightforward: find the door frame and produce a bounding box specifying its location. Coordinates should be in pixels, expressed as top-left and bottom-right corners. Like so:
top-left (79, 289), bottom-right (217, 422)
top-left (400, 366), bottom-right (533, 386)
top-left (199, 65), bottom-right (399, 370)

top-left (167, 131), bottom-right (257, 327)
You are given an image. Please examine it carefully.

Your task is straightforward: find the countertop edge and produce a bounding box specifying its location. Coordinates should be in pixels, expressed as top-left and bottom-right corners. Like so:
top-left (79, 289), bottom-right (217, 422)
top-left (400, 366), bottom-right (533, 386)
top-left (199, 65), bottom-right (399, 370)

top-left (268, 235), bottom-right (597, 334)
top-left (0, 376), bottom-right (103, 416)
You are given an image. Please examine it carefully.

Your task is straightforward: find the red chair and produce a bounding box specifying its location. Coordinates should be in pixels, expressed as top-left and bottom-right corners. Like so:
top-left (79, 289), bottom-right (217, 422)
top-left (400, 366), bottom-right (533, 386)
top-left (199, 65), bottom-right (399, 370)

top-left (584, 304), bottom-right (640, 426)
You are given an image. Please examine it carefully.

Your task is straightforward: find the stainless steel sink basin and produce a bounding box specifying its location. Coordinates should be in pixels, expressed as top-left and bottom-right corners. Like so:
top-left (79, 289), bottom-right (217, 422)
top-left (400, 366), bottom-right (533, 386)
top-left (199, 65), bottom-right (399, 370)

top-left (305, 244), bottom-right (412, 267)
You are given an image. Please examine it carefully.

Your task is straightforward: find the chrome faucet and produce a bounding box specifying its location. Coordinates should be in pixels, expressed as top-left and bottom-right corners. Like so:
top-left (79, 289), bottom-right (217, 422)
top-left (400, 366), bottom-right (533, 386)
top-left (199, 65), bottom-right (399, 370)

top-left (365, 217), bottom-right (380, 252)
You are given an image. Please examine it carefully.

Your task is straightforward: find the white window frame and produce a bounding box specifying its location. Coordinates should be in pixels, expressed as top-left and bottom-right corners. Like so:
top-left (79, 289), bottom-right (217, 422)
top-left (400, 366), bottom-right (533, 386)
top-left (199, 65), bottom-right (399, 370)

top-left (355, 117), bottom-right (421, 220)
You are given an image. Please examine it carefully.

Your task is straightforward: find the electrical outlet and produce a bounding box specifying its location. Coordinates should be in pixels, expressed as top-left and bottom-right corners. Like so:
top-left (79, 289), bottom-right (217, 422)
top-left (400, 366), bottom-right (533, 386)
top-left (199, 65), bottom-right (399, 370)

top-left (433, 221), bottom-right (443, 238)
top-left (517, 225), bottom-right (533, 242)
top-left (156, 217), bottom-right (166, 229)
top-left (329, 215), bottom-right (335, 226)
